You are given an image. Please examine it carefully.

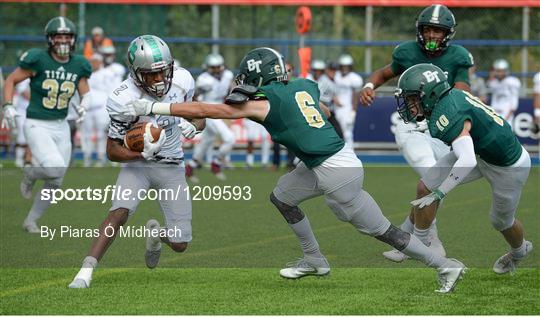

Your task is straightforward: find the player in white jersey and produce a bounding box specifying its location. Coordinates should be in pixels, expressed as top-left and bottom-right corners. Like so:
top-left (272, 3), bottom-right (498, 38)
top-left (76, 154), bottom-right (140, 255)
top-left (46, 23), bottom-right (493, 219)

top-left (334, 54), bottom-right (362, 147)
top-left (69, 35), bottom-right (205, 289)
top-left (186, 53), bottom-right (235, 181)
top-left (488, 59), bottom-right (521, 127)
top-left (99, 45), bottom-right (126, 85)
top-left (13, 78), bottom-right (31, 167)
top-left (80, 54), bottom-right (114, 167)
top-left (244, 118), bottom-right (270, 167)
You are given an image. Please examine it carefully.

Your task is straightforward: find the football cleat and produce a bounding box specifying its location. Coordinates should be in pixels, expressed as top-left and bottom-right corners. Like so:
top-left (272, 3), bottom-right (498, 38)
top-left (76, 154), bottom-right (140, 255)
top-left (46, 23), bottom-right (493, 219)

top-left (211, 161), bottom-right (226, 181)
top-left (436, 258), bottom-right (466, 294)
top-left (145, 219), bottom-right (162, 269)
top-left (279, 255), bottom-right (330, 279)
top-left (382, 249), bottom-right (410, 263)
top-left (22, 220), bottom-right (40, 234)
top-left (20, 170), bottom-right (35, 199)
top-left (493, 240), bottom-right (533, 275)
top-left (68, 278), bottom-right (90, 289)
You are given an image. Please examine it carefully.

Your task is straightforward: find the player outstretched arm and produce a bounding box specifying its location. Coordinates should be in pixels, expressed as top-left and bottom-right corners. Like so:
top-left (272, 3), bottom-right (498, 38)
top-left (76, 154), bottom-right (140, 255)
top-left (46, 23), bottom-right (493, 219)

top-left (411, 120), bottom-right (477, 208)
top-left (2, 67), bottom-right (34, 129)
top-left (360, 64), bottom-right (396, 106)
top-left (123, 99), bottom-right (270, 123)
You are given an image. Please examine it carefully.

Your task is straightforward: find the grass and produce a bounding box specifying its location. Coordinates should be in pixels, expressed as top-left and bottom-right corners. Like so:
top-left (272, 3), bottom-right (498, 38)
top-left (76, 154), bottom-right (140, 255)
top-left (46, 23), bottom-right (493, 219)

top-left (0, 164), bottom-right (539, 314)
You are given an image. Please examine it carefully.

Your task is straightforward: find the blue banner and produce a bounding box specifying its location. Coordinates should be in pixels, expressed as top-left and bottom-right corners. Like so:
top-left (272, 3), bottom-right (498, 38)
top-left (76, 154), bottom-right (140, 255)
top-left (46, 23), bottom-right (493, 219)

top-left (354, 97), bottom-right (538, 145)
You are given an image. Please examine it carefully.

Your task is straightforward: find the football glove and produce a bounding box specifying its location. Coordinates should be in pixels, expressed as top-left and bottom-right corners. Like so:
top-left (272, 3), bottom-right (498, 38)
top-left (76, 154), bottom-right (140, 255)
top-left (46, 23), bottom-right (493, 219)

top-left (126, 99), bottom-right (155, 117)
top-left (225, 85), bottom-right (258, 105)
top-left (411, 189), bottom-right (445, 209)
top-left (178, 119), bottom-right (200, 139)
top-left (1, 104), bottom-right (18, 130)
top-left (141, 129), bottom-right (166, 160)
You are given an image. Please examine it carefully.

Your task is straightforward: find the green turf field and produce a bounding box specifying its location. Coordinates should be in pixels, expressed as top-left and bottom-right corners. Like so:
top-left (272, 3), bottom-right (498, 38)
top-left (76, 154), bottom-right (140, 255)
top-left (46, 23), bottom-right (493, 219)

top-left (1, 165), bottom-right (539, 314)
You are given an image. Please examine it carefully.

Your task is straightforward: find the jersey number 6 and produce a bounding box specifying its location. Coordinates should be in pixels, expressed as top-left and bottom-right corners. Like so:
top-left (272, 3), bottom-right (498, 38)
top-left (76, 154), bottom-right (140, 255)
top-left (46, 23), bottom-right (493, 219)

top-left (294, 91), bottom-right (325, 128)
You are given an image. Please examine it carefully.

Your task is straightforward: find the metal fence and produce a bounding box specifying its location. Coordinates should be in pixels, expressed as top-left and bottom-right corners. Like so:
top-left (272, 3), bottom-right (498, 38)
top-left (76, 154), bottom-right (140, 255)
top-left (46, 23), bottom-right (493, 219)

top-left (1, 3), bottom-right (539, 91)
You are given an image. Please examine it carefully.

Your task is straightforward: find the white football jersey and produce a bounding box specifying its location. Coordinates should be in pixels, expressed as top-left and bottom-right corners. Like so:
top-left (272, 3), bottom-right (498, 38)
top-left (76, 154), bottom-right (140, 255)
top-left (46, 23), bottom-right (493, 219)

top-left (107, 67), bottom-right (195, 162)
top-left (335, 71), bottom-right (363, 109)
top-left (105, 62), bottom-right (127, 85)
top-left (533, 72), bottom-right (540, 94)
top-left (488, 76), bottom-right (521, 118)
top-left (88, 67), bottom-right (116, 111)
top-left (196, 70), bottom-right (233, 104)
top-left (14, 78), bottom-right (30, 114)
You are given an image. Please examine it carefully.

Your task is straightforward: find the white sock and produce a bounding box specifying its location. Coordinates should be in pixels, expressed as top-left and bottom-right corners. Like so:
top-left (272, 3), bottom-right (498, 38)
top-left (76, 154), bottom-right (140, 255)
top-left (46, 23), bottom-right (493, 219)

top-left (246, 154), bottom-right (254, 166)
top-left (74, 256), bottom-right (98, 283)
top-left (413, 226), bottom-right (431, 246)
top-left (511, 240), bottom-right (527, 259)
top-left (400, 216), bottom-right (414, 234)
top-left (402, 234), bottom-right (451, 268)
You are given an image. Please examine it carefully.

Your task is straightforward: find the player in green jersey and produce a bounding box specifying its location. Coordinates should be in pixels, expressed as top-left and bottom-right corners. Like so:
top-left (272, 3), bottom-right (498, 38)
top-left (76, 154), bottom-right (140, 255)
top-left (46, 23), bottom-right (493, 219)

top-left (2, 16), bottom-right (92, 233)
top-left (123, 47), bottom-right (468, 293)
top-left (396, 64), bottom-right (532, 274)
top-left (359, 4), bottom-right (475, 262)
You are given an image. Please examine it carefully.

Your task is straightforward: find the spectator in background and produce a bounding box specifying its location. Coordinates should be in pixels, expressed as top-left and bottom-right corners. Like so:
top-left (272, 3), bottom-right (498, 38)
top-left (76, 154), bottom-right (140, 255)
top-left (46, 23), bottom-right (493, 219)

top-left (13, 79), bottom-right (31, 167)
top-left (469, 65), bottom-right (488, 104)
top-left (98, 44), bottom-right (126, 84)
top-left (488, 59), bottom-right (521, 127)
top-left (335, 54), bottom-right (362, 148)
top-left (84, 26), bottom-right (113, 59)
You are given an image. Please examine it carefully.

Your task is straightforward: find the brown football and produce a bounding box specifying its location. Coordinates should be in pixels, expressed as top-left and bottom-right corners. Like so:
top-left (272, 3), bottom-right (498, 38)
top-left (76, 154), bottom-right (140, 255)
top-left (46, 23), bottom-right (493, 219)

top-left (124, 122), bottom-right (163, 152)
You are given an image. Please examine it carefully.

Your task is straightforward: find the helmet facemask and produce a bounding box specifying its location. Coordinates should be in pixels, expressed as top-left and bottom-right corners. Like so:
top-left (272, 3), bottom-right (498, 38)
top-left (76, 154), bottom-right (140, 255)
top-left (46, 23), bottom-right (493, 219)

top-left (134, 61), bottom-right (174, 99)
top-left (416, 24), bottom-right (454, 53)
top-left (48, 33), bottom-right (76, 57)
top-left (395, 88), bottom-right (425, 123)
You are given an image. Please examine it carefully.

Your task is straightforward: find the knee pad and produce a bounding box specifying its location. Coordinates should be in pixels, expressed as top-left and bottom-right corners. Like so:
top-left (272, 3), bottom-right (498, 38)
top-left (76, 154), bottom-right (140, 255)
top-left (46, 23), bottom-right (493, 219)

top-left (270, 192), bottom-right (304, 224)
top-left (375, 224), bottom-right (411, 251)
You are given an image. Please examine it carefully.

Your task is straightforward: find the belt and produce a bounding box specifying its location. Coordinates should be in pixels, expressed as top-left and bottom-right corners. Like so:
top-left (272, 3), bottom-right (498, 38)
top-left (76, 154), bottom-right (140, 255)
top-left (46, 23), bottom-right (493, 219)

top-left (154, 156), bottom-right (184, 165)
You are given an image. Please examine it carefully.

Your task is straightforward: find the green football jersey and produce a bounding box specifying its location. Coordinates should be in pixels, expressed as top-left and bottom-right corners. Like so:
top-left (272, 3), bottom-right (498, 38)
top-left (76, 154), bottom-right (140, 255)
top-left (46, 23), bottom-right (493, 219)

top-left (429, 89), bottom-right (522, 166)
top-left (391, 41), bottom-right (474, 86)
top-left (18, 48), bottom-right (92, 120)
top-left (259, 79), bottom-right (345, 168)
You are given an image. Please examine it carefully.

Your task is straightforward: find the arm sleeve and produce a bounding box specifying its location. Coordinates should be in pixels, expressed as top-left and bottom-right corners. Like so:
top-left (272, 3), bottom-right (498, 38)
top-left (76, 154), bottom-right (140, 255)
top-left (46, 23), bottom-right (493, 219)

top-left (390, 45), bottom-right (406, 75)
top-left (437, 135), bottom-right (477, 194)
top-left (454, 66), bottom-right (470, 86)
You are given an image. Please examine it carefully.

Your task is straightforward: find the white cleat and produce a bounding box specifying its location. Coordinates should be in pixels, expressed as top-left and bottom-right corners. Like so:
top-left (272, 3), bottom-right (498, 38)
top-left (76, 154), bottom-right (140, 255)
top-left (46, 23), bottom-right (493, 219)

top-left (68, 278), bottom-right (90, 289)
top-left (382, 249), bottom-right (410, 263)
top-left (145, 219), bottom-right (162, 269)
top-left (20, 171), bottom-right (35, 200)
top-left (22, 220), bottom-right (40, 234)
top-left (493, 240), bottom-right (533, 275)
top-left (436, 258), bottom-right (466, 294)
top-left (279, 256), bottom-right (330, 279)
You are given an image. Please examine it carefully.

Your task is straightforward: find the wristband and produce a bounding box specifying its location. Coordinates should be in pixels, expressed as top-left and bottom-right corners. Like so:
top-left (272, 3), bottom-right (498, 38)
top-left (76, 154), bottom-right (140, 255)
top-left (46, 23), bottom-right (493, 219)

top-left (363, 82), bottom-right (375, 90)
top-left (152, 103), bottom-right (171, 115)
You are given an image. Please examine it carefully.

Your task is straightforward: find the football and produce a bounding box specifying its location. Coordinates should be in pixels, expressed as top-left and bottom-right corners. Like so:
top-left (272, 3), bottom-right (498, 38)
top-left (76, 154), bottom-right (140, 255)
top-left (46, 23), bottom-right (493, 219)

top-left (123, 122), bottom-right (163, 152)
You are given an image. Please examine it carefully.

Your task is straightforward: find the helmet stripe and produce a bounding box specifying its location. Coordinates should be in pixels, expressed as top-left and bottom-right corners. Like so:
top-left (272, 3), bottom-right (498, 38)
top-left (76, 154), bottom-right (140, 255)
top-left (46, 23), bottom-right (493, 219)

top-left (264, 47), bottom-right (285, 76)
top-left (430, 5), bottom-right (441, 23)
top-left (59, 17), bottom-right (66, 29)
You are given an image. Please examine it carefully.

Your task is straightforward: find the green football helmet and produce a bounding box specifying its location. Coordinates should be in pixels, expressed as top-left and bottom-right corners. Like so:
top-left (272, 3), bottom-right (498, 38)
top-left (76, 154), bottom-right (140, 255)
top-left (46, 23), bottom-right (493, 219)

top-left (235, 47), bottom-right (287, 87)
top-left (126, 35), bottom-right (174, 98)
top-left (44, 16), bottom-right (77, 57)
top-left (395, 64), bottom-right (451, 122)
top-left (416, 4), bottom-right (456, 53)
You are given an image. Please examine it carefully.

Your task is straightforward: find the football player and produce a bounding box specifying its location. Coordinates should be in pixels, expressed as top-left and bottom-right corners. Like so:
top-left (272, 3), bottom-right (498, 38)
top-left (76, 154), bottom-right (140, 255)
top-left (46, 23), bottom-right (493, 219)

top-left (335, 54), bottom-right (363, 147)
top-left (360, 4), bottom-right (474, 262)
top-left (69, 35), bottom-right (205, 288)
top-left (396, 64), bottom-right (532, 274)
top-left (2, 17), bottom-right (91, 233)
top-left (487, 59), bottom-right (521, 126)
top-left (186, 53), bottom-right (235, 181)
top-left (12, 78), bottom-right (31, 167)
top-left (123, 47), bottom-right (467, 293)
top-left (533, 71), bottom-right (540, 137)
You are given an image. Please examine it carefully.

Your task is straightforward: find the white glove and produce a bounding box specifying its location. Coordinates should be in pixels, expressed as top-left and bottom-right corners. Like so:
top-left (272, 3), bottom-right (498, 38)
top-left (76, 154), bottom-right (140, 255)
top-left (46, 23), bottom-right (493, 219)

top-left (413, 120), bottom-right (429, 133)
top-left (125, 99), bottom-right (154, 117)
top-left (1, 104), bottom-right (19, 130)
top-left (141, 129), bottom-right (166, 160)
top-left (75, 105), bottom-right (87, 124)
top-left (410, 189), bottom-right (445, 209)
top-left (178, 119), bottom-right (199, 139)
